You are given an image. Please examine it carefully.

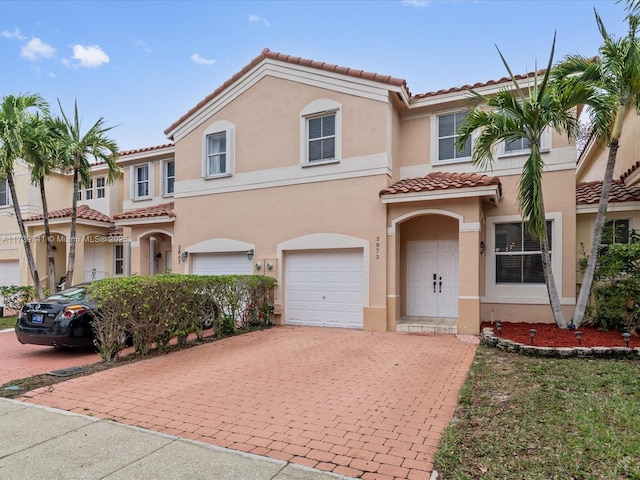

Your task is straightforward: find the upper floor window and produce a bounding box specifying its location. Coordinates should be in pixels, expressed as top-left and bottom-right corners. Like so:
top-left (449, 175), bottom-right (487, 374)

top-left (300, 99), bottom-right (342, 166)
top-left (164, 160), bottom-right (175, 196)
top-left (495, 221), bottom-right (552, 284)
top-left (504, 136), bottom-right (532, 154)
top-left (207, 133), bottom-right (227, 176)
top-left (96, 177), bottom-right (106, 199)
top-left (602, 219), bottom-right (630, 245)
top-left (307, 114), bottom-right (336, 162)
top-left (438, 112), bottom-right (471, 162)
top-left (134, 164), bottom-right (150, 199)
top-left (202, 121), bottom-right (234, 179)
top-left (85, 179), bottom-right (94, 200)
top-left (0, 179), bottom-right (10, 206)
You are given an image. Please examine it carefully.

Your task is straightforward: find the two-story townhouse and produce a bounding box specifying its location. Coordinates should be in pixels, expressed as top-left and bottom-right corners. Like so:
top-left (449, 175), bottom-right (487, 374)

top-left (114, 144), bottom-right (176, 276)
top-left (132, 48), bottom-right (578, 335)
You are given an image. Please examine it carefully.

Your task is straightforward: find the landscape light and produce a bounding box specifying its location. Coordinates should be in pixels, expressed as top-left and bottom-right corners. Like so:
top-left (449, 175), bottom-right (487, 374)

top-left (495, 320), bottom-right (502, 336)
top-left (529, 329), bottom-right (537, 345)
top-left (575, 331), bottom-right (582, 346)
top-left (622, 332), bottom-right (631, 348)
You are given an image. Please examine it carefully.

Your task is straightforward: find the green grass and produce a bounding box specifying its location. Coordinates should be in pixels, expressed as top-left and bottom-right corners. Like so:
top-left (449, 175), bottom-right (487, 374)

top-left (0, 315), bottom-right (16, 329)
top-left (434, 346), bottom-right (640, 480)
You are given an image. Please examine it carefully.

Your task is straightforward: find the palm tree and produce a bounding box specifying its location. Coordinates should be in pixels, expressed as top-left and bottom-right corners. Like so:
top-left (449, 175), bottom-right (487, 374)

top-left (0, 94), bottom-right (49, 299)
top-left (456, 36), bottom-right (592, 329)
top-left (51, 100), bottom-right (119, 289)
top-left (23, 114), bottom-right (62, 293)
top-left (553, 8), bottom-right (640, 327)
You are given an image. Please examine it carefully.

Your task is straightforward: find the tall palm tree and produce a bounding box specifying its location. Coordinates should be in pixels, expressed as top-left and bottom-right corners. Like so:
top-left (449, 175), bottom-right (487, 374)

top-left (0, 94), bottom-right (49, 299)
top-left (456, 36), bottom-right (592, 329)
top-left (23, 114), bottom-right (62, 293)
top-left (553, 8), bottom-right (640, 327)
top-left (51, 100), bottom-right (119, 289)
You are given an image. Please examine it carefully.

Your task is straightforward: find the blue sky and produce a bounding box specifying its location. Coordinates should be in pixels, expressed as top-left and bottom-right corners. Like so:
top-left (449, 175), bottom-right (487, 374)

top-left (0, 0), bottom-right (630, 151)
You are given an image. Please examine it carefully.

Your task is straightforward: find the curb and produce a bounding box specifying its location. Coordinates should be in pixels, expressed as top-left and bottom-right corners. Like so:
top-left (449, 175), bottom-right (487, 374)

top-left (481, 327), bottom-right (640, 359)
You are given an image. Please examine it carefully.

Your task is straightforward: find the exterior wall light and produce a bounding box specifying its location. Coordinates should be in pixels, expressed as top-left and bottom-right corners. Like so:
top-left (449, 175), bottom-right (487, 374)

top-left (480, 241), bottom-right (485, 254)
top-left (247, 249), bottom-right (254, 261)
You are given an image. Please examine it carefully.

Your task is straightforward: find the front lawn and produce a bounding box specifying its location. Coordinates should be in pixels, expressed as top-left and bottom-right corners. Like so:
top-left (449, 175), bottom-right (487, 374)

top-left (434, 346), bottom-right (640, 479)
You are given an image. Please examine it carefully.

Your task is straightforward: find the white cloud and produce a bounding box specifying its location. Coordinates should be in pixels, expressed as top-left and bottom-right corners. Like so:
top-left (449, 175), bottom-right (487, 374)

top-left (21, 37), bottom-right (56, 60)
top-left (248, 14), bottom-right (270, 27)
top-left (402, 0), bottom-right (430, 6)
top-left (1, 28), bottom-right (26, 40)
top-left (70, 44), bottom-right (110, 67)
top-left (191, 53), bottom-right (216, 65)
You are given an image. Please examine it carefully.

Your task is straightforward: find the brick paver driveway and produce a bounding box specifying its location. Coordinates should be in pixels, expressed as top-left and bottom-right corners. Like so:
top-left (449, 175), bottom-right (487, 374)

top-left (0, 330), bottom-right (100, 385)
top-left (22, 326), bottom-right (478, 479)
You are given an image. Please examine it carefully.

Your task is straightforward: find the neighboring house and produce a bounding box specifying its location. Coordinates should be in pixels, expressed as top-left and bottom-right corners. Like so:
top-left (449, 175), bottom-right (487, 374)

top-left (576, 108), bottom-right (640, 286)
top-left (114, 144), bottom-right (176, 276)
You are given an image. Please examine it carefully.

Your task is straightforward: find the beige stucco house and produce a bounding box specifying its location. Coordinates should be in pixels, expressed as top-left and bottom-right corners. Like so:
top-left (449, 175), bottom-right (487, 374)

top-left (9, 49), bottom-right (627, 335)
top-left (109, 49), bottom-right (577, 335)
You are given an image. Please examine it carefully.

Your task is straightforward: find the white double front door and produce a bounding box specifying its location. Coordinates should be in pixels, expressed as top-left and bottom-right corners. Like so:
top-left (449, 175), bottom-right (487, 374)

top-left (407, 240), bottom-right (459, 318)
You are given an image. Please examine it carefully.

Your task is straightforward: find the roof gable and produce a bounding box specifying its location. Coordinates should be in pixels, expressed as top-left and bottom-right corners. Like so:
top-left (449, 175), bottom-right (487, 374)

top-left (164, 48), bottom-right (409, 142)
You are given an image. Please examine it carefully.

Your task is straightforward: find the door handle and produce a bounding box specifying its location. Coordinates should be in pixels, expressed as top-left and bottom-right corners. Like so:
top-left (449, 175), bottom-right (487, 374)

top-left (433, 273), bottom-right (437, 293)
top-left (439, 276), bottom-right (442, 293)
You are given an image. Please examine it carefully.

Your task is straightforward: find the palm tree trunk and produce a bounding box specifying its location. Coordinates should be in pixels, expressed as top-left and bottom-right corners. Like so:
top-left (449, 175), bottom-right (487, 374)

top-left (6, 171), bottom-right (44, 299)
top-left (538, 196), bottom-right (567, 328)
top-left (64, 162), bottom-right (79, 289)
top-left (39, 177), bottom-right (56, 293)
top-left (573, 138), bottom-right (619, 327)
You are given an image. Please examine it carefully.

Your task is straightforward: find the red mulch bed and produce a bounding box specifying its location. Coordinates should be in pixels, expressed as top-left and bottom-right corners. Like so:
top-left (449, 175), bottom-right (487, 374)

top-left (480, 321), bottom-right (640, 348)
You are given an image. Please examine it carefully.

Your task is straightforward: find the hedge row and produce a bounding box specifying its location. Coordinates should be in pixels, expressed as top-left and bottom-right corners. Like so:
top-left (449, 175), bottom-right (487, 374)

top-left (87, 274), bottom-right (277, 362)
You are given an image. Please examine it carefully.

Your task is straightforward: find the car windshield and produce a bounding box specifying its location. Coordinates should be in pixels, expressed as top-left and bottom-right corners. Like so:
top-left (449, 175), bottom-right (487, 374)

top-left (46, 287), bottom-right (86, 301)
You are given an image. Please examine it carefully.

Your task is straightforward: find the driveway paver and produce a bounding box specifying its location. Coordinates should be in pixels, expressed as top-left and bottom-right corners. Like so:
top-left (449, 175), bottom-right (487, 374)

top-left (0, 330), bottom-right (100, 385)
top-left (21, 326), bottom-right (478, 479)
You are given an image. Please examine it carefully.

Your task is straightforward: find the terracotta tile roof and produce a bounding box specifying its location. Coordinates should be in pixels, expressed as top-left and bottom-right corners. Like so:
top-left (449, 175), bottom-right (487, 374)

top-left (113, 202), bottom-right (176, 220)
top-left (25, 204), bottom-right (114, 224)
top-left (119, 143), bottom-right (174, 156)
top-left (103, 226), bottom-right (123, 237)
top-left (620, 160), bottom-right (640, 182)
top-left (379, 172), bottom-right (502, 197)
top-left (412, 69), bottom-right (546, 100)
top-left (576, 180), bottom-right (640, 204)
top-left (165, 48), bottom-right (409, 135)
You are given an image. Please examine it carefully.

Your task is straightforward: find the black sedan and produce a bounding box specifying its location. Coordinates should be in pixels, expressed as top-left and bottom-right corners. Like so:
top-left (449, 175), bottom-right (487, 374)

top-left (15, 284), bottom-right (96, 348)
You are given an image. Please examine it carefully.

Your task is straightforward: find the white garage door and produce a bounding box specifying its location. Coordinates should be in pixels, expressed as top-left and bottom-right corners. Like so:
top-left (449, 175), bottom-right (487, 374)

top-left (0, 260), bottom-right (20, 307)
top-left (192, 252), bottom-right (253, 275)
top-left (285, 249), bottom-right (364, 329)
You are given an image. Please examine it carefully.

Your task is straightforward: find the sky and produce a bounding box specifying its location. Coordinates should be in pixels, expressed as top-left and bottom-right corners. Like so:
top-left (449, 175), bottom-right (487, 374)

top-left (0, 0), bottom-right (631, 152)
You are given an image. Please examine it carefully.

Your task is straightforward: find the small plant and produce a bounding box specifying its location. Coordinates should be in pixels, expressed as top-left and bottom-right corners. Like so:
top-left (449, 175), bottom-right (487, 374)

top-left (579, 230), bottom-right (640, 334)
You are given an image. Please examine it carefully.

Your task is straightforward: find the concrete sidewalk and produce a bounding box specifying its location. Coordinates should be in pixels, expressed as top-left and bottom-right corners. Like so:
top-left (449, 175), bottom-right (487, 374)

top-left (0, 398), bottom-right (354, 480)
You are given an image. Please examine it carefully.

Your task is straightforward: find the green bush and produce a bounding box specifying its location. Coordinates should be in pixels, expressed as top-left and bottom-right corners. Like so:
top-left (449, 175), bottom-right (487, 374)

top-left (0, 285), bottom-right (39, 311)
top-left (580, 232), bottom-right (640, 334)
top-left (87, 274), bottom-right (276, 361)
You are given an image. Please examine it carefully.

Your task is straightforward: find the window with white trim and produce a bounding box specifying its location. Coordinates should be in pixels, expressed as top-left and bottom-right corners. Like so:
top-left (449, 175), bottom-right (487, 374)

top-left (504, 136), bottom-right (532, 153)
top-left (300, 99), bottom-right (342, 166)
top-left (307, 113), bottom-right (336, 162)
top-left (437, 112), bottom-right (471, 162)
top-left (0, 179), bottom-right (10, 206)
top-left (85, 179), bottom-right (93, 200)
top-left (114, 245), bottom-right (124, 275)
top-left (134, 164), bottom-right (150, 199)
top-left (602, 219), bottom-right (630, 246)
top-left (96, 177), bottom-right (106, 199)
top-left (206, 133), bottom-right (227, 176)
top-left (202, 121), bottom-right (234, 179)
top-left (495, 221), bottom-right (552, 284)
top-left (164, 160), bottom-right (175, 196)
